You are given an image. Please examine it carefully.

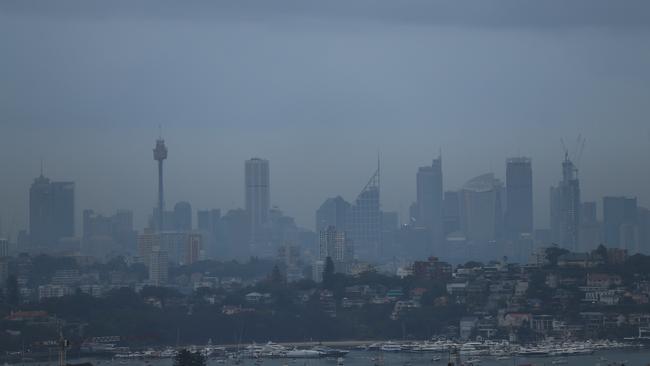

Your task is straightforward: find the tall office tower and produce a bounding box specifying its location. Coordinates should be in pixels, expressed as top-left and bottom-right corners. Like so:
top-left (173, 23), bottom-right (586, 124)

top-left (245, 158), bottom-right (270, 244)
top-left (153, 138), bottom-right (168, 231)
top-left (550, 154), bottom-right (581, 251)
top-left (603, 196), bottom-right (638, 251)
top-left (581, 201), bottom-right (598, 224)
top-left (318, 226), bottom-right (353, 273)
top-left (173, 201), bottom-right (192, 232)
top-left (638, 207), bottom-right (650, 255)
top-left (348, 163), bottom-right (381, 261)
top-left (149, 246), bottom-right (169, 286)
top-left (220, 208), bottom-right (251, 260)
top-left (137, 231), bottom-right (159, 267)
top-left (29, 173), bottom-right (75, 249)
top-left (0, 238), bottom-right (8, 257)
top-left (315, 196), bottom-right (350, 234)
top-left (443, 191), bottom-right (462, 237)
top-left (185, 233), bottom-right (202, 265)
top-left (381, 211), bottom-right (399, 257)
top-left (460, 173), bottom-right (504, 243)
top-left (505, 157), bottom-right (533, 238)
top-left (197, 209), bottom-right (221, 258)
top-left (416, 156), bottom-right (443, 250)
top-left (579, 201), bottom-right (601, 252)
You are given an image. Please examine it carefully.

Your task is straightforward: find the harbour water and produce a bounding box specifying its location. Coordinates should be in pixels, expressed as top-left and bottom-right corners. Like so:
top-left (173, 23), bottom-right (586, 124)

top-left (18, 349), bottom-right (650, 366)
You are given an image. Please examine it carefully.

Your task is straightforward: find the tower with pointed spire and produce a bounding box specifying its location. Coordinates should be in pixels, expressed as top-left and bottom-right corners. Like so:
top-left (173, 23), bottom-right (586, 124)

top-left (153, 136), bottom-right (168, 232)
top-left (347, 160), bottom-right (381, 261)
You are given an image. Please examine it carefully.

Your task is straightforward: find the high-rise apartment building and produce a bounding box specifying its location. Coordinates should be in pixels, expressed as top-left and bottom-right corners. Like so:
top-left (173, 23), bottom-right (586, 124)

top-left (149, 246), bottom-right (169, 286)
top-left (185, 233), bottom-right (202, 265)
top-left (317, 226), bottom-right (353, 278)
top-left (137, 231), bottom-right (159, 267)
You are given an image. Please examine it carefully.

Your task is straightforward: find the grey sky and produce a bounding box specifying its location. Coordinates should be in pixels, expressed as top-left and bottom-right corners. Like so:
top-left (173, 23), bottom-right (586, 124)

top-left (1, 0), bottom-right (650, 237)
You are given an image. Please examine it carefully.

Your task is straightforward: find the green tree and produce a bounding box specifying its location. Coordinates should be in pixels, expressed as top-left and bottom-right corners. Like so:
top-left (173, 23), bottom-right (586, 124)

top-left (174, 349), bottom-right (206, 366)
top-left (270, 265), bottom-right (284, 285)
top-left (594, 244), bottom-right (608, 263)
top-left (545, 246), bottom-right (569, 267)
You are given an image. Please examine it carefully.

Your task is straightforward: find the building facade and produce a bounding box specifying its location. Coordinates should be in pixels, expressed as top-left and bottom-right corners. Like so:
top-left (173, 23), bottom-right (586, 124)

top-left (29, 174), bottom-right (75, 250)
top-left (416, 156), bottom-right (443, 250)
top-left (505, 157), bottom-right (533, 238)
top-left (245, 158), bottom-right (270, 245)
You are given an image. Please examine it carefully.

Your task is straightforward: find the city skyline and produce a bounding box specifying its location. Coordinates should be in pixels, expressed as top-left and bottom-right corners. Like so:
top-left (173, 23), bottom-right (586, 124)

top-left (2, 140), bottom-right (649, 240)
top-left (2, 0), bottom-right (650, 239)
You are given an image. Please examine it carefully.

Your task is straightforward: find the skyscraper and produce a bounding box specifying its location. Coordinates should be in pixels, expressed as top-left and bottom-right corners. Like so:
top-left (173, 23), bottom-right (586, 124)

top-left (603, 196), bottom-right (638, 250)
top-left (579, 201), bottom-right (601, 252)
top-left (505, 157), bottom-right (533, 238)
top-left (348, 163), bottom-right (381, 260)
top-left (149, 245), bottom-right (169, 286)
top-left (29, 174), bottom-right (75, 249)
top-left (550, 154), bottom-right (581, 251)
top-left (319, 226), bottom-right (353, 265)
top-left (443, 191), bottom-right (462, 237)
top-left (153, 138), bottom-right (168, 231)
top-left (197, 209), bottom-right (221, 258)
top-left (185, 233), bottom-right (202, 265)
top-left (416, 156), bottom-right (443, 249)
top-left (315, 196), bottom-right (350, 234)
top-left (173, 201), bottom-right (192, 232)
top-left (245, 158), bottom-right (270, 244)
top-left (460, 173), bottom-right (503, 243)
top-left (137, 230), bottom-right (159, 267)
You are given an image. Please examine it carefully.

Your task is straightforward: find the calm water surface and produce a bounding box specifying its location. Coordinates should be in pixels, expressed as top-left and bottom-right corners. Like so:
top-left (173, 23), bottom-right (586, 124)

top-left (21, 350), bottom-right (650, 366)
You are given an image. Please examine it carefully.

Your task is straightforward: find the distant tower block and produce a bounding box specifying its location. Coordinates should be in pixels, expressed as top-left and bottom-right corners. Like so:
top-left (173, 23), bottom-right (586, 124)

top-left (153, 138), bottom-right (168, 231)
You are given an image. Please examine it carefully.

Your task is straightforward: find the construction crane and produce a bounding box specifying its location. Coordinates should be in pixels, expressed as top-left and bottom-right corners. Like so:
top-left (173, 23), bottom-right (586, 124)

top-left (560, 135), bottom-right (586, 172)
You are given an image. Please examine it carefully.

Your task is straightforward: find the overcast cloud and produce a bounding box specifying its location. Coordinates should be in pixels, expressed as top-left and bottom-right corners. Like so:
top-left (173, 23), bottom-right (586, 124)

top-left (1, 0), bottom-right (650, 236)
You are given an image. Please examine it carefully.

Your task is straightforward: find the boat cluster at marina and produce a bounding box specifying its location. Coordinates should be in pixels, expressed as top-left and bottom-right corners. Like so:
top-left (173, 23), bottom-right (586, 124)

top-left (360, 339), bottom-right (636, 358)
top-left (91, 339), bottom-right (637, 362)
top-left (104, 343), bottom-right (349, 360)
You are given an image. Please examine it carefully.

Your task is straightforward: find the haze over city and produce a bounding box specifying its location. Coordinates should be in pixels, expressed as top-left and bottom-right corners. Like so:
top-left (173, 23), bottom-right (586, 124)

top-left (7, 2), bottom-right (650, 365)
top-left (2, 0), bottom-right (650, 237)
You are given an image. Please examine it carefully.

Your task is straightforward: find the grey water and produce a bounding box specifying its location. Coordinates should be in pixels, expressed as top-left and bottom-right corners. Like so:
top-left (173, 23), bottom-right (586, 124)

top-left (24, 350), bottom-right (650, 366)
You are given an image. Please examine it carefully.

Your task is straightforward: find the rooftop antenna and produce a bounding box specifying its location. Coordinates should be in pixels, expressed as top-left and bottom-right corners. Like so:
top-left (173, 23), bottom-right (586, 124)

top-left (377, 150), bottom-right (381, 190)
top-left (40, 158), bottom-right (44, 177)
